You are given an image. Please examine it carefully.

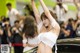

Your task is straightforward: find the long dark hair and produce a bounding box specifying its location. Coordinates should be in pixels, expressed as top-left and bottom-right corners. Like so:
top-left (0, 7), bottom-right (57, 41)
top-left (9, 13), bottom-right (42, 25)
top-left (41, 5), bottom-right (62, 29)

top-left (22, 16), bottom-right (38, 38)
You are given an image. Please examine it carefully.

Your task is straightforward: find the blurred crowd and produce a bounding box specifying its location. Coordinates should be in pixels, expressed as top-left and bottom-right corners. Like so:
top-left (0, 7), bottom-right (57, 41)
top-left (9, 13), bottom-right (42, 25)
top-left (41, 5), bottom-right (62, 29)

top-left (0, 0), bottom-right (80, 53)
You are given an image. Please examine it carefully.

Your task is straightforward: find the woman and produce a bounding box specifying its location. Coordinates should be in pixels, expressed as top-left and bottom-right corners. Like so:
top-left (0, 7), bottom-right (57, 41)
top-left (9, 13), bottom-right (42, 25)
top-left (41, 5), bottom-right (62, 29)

top-left (22, 16), bottom-right (40, 52)
top-left (22, 0), bottom-right (42, 52)
top-left (31, 0), bottom-right (60, 53)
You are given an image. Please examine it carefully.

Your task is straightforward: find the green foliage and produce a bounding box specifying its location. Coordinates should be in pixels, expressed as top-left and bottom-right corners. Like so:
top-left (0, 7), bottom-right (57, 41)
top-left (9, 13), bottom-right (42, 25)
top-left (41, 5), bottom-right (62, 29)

top-left (0, 0), bottom-right (16, 17)
top-left (0, 0), bottom-right (7, 16)
top-left (68, 5), bottom-right (77, 11)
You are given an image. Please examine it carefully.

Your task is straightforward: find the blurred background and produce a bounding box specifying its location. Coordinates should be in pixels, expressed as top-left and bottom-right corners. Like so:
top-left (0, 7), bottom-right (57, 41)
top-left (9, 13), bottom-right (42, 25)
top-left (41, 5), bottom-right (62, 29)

top-left (0, 0), bottom-right (78, 20)
top-left (0, 0), bottom-right (80, 53)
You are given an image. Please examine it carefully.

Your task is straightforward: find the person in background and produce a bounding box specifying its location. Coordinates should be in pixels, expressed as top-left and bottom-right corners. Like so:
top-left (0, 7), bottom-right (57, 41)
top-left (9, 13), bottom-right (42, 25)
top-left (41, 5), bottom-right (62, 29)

top-left (76, 24), bottom-right (80, 37)
top-left (75, 19), bottom-right (80, 37)
top-left (0, 24), bottom-right (3, 44)
top-left (9, 20), bottom-right (23, 53)
top-left (59, 21), bottom-right (66, 39)
top-left (6, 3), bottom-right (20, 26)
top-left (1, 18), bottom-right (11, 44)
top-left (23, 4), bottom-right (35, 17)
top-left (60, 18), bottom-right (75, 38)
top-left (71, 14), bottom-right (80, 37)
top-left (0, 25), bottom-right (3, 53)
top-left (55, 0), bottom-right (68, 22)
top-left (0, 16), bottom-right (6, 21)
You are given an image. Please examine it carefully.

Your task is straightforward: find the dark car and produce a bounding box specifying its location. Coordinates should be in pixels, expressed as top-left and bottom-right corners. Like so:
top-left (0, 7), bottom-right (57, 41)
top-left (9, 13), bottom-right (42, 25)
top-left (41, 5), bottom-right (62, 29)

top-left (57, 37), bottom-right (80, 53)
top-left (24, 37), bottom-right (80, 53)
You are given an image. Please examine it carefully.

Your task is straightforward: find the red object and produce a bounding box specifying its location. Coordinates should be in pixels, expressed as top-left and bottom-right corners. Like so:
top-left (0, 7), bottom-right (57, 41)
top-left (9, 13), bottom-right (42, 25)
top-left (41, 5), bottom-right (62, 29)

top-left (12, 43), bottom-right (23, 46)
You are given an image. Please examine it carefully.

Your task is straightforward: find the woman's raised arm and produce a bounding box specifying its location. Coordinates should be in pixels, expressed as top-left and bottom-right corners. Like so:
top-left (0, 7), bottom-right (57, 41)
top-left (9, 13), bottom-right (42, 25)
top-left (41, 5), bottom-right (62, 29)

top-left (31, 0), bottom-right (41, 24)
top-left (39, 0), bottom-right (58, 23)
top-left (39, 0), bottom-right (60, 35)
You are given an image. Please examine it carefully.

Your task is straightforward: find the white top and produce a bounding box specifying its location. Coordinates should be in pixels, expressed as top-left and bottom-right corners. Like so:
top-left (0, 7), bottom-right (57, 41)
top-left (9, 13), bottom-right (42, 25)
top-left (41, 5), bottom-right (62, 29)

top-left (7, 8), bottom-right (19, 26)
top-left (27, 36), bottom-right (40, 45)
top-left (23, 36), bottom-right (40, 52)
top-left (38, 32), bottom-right (58, 48)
